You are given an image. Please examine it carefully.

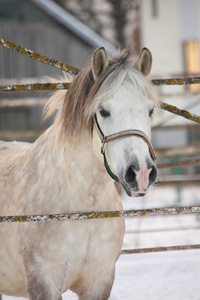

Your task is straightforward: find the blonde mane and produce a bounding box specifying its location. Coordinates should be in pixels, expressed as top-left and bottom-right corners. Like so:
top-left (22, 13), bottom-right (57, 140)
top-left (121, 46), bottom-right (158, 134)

top-left (44, 48), bottom-right (159, 138)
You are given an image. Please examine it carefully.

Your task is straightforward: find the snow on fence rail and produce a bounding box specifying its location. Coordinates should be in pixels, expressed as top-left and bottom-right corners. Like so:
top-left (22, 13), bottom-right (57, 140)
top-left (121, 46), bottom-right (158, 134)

top-left (0, 206), bottom-right (199, 223)
top-left (0, 40), bottom-right (200, 255)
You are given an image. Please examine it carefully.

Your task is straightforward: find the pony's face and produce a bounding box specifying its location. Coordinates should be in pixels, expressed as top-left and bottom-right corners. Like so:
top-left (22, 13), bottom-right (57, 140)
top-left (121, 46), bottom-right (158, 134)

top-left (92, 47), bottom-right (158, 197)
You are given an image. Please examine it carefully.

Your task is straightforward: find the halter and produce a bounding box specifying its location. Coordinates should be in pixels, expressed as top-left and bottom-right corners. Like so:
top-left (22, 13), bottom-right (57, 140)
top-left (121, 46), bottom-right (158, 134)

top-left (93, 114), bottom-right (156, 182)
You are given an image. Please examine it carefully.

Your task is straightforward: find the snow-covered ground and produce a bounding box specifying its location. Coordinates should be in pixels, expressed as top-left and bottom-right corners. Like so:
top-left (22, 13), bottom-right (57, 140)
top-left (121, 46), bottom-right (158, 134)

top-left (3, 186), bottom-right (200, 300)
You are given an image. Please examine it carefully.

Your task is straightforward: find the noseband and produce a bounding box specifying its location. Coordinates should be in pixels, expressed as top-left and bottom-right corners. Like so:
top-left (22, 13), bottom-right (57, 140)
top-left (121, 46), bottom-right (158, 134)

top-left (93, 114), bottom-right (156, 182)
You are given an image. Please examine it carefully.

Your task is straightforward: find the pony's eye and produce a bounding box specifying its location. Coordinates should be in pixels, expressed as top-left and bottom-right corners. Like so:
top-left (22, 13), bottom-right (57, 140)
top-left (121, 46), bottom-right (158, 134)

top-left (149, 108), bottom-right (154, 117)
top-left (99, 109), bottom-right (110, 118)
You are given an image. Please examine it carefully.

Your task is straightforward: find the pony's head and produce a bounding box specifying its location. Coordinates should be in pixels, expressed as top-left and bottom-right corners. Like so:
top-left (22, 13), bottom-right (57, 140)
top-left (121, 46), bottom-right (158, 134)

top-left (44, 47), bottom-right (159, 197)
top-left (90, 47), bottom-right (159, 197)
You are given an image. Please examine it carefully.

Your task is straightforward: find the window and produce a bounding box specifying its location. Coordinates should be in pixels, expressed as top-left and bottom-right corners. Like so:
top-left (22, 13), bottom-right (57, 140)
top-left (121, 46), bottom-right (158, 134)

top-left (184, 40), bottom-right (200, 93)
top-left (151, 0), bottom-right (158, 18)
top-left (0, 0), bottom-right (45, 22)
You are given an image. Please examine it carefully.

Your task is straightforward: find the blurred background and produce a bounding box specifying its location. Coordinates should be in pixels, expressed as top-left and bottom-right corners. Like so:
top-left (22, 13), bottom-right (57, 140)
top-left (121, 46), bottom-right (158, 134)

top-left (0, 1), bottom-right (200, 299)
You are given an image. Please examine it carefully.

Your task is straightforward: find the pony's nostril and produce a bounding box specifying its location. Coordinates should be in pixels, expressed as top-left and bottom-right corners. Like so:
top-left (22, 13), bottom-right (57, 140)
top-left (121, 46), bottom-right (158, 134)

top-left (125, 165), bottom-right (137, 184)
top-left (149, 165), bottom-right (157, 185)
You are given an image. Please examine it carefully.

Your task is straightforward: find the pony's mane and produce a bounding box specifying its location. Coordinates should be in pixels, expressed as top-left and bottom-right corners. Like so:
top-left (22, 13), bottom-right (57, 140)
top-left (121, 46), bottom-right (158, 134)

top-left (44, 48), bottom-right (159, 138)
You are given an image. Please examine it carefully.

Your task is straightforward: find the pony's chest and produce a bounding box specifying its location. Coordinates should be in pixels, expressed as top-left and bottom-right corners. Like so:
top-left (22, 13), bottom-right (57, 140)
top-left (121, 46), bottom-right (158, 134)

top-left (62, 217), bottom-right (124, 256)
top-left (59, 218), bottom-right (125, 290)
top-left (38, 217), bottom-right (124, 259)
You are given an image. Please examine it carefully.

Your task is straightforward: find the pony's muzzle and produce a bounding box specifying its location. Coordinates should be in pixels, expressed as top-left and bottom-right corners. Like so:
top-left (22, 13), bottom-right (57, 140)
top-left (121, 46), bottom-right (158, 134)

top-left (124, 162), bottom-right (157, 196)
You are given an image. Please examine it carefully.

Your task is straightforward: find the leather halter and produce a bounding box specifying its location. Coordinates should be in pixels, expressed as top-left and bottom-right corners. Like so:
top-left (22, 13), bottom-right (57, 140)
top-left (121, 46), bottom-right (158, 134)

top-left (93, 114), bottom-right (156, 182)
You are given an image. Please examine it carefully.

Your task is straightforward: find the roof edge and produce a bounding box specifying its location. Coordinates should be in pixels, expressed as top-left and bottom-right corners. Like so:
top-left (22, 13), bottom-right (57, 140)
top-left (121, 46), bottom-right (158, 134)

top-left (29, 0), bottom-right (116, 52)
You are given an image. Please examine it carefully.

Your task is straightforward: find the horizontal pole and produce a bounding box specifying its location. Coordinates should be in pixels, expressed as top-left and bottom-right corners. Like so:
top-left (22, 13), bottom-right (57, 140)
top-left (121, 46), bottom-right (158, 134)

top-left (0, 39), bottom-right (79, 75)
top-left (153, 124), bottom-right (200, 131)
top-left (0, 82), bottom-right (70, 92)
top-left (1, 79), bottom-right (200, 92)
top-left (157, 158), bottom-right (200, 168)
top-left (0, 206), bottom-right (199, 223)
top-left (0, 98), bottom-right (48, 107)
top-left (125, 225), bottom-right (200, 234)
top-left (157, 182), bottom-right (200, 188)
top-left (0, 130), bottom-right (44, 140)
top-left (152, 77), bottom-right (200, 86)
top-left (121, 244), bottom-right (200, 255)
top-left (156, 144), bottom-right (200, 158)
top-left (157, 178), bottom-right (200, 187)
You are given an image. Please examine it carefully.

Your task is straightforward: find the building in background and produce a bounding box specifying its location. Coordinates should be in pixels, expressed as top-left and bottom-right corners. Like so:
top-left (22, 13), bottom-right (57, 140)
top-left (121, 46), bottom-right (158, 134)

top-left (0, 0), bottom-right (114, 139)
top-left (0, 0), bottom-right (115, 79)
top-left (140, 0), bottom-right (200, 79)
top-left (137, 0), bottom-right (200, 152)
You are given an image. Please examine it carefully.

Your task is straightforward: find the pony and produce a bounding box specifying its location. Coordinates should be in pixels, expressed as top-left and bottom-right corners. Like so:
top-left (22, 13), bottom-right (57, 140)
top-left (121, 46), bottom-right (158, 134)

top-left (0, 46), bottom-right (159, 299)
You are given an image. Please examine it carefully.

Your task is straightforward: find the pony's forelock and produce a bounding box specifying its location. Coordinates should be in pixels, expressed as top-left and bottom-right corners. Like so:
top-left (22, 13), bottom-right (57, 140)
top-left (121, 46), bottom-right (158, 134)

top-left (84, 65), bottom-right (159, 125)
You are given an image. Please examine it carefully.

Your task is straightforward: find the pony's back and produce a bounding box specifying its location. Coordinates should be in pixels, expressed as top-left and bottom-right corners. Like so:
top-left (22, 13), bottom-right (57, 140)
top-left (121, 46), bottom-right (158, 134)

top-left (0, 140), bottom-right (31, 179)
top-left (0, 141), bottom-right (31, 152)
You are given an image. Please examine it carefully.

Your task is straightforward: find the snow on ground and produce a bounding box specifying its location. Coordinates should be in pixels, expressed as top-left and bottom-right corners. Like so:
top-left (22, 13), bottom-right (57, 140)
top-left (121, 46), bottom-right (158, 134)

top-left (3, 186), bottom-right (200, 299)
top-left (111, 250), bottom-right (200, 300)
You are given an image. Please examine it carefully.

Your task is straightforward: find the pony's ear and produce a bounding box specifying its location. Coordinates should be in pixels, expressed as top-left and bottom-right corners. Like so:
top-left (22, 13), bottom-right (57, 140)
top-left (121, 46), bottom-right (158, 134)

top-left (92, 47), bottom-right (109, 81)
top-left (134, 48), bottom-right (152, 76)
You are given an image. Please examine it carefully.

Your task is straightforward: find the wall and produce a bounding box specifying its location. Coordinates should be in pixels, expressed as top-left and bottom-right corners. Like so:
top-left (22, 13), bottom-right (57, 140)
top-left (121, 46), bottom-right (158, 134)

top-left (0, 21), bottom-right (92, 80)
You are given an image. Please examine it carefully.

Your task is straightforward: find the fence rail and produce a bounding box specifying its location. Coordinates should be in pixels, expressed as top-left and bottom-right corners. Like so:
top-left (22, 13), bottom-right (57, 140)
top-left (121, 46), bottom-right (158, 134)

top-left (0, 39), bottom-right (79, 75)
top-left (0, 40), bottom-right (200, 256)
top-left (0, 82), bottom-right (70, 92)
top-left (1, 77), bottom-right (200, 93)
top-left (121, 244), bottom-right (200, 255)
top-left (157, 158), bottom-right (200, 168)
top-left (0, 98), bottom-right (47, 107)
top-left (152, 77), bottom-right (200, 86)
top-left (0, 206), bottom-right (199, 223)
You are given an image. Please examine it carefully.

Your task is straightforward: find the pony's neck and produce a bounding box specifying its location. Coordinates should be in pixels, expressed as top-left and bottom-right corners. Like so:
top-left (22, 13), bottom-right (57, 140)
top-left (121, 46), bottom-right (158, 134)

top-left (31, 121), bottom-right (119, 213)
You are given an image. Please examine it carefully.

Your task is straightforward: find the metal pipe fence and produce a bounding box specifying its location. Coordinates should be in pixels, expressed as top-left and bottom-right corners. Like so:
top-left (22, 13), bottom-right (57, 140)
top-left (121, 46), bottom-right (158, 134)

top-left (121, 244), bottom-right (200, 255)
top-left (0, 40), bottom-right (200, 255)
top-left (0, 206), bottom-right (199, 223)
